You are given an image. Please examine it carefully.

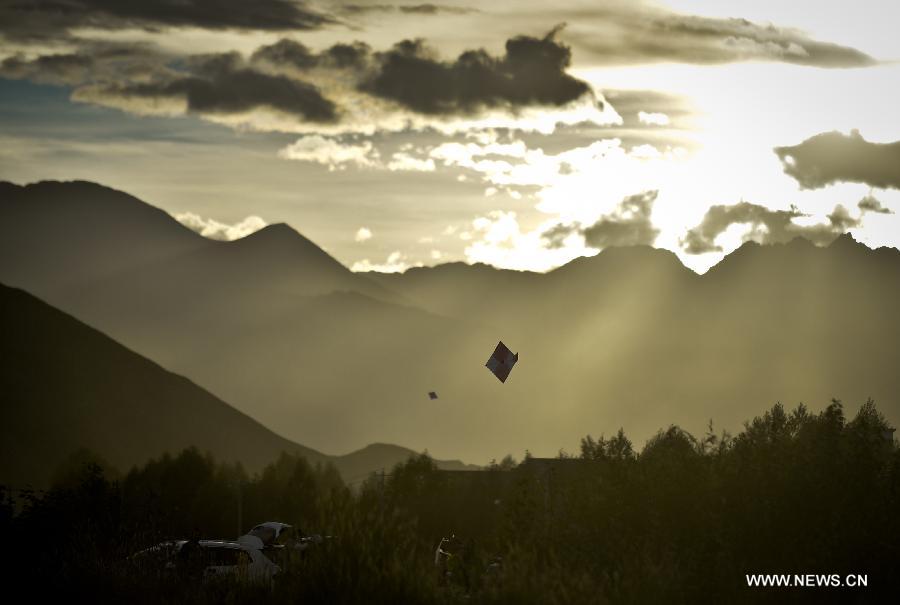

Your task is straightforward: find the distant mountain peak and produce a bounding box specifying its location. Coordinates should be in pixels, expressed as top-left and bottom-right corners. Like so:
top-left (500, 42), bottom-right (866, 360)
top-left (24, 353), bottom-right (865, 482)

top-left (231, 221), bottom-right (348, 269)
top-left (550, 244), bottom-right (694, 279)
top-left (828, 231), bottom-right (866, 252)
top-left (336, 443), bottom-right (480, 472)
top-left (240, 222), bottom-right (297, 239)
top-left (15, 179), bottom-right (140, 204)
top-left (255, 222), bottom-right (296, 235)
top-left (4, 180), bottom-right (203, 240)
top-left (236, 222), bottom-right (321, 249)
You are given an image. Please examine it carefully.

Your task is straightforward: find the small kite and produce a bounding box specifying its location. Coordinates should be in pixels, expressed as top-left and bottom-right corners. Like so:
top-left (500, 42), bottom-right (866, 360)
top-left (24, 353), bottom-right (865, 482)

top-left (428, 391), bottom-right (438, 400)
top-left (485, 340), bottom-right (518, 383)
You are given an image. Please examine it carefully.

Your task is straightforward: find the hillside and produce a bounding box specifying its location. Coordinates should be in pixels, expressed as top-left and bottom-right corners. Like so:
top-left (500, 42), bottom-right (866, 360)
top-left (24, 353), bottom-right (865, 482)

top-left (0, 283), bottom-right (468, 487)
top-left (0, 281), bottom-right (323, 487)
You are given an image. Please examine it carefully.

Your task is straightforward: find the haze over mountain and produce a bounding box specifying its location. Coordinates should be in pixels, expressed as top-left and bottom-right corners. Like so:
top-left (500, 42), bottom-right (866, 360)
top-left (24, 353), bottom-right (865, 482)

top-left (0, 180), bottom-right (399, 306)
top-left (0, 281), bottom-right (472, 488)
top-left (2, 181), bottom-right (898, 463)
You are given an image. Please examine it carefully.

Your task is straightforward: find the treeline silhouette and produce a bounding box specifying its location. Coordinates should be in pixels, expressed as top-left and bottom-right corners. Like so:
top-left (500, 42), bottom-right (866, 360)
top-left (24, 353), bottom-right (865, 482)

top-left (1, 399), bottom-right (897, 604)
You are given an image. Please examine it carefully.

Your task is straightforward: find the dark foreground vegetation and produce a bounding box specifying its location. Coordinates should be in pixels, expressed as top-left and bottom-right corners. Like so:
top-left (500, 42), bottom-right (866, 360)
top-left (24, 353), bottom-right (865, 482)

top-left (2, 399), bottom-right (898, 604)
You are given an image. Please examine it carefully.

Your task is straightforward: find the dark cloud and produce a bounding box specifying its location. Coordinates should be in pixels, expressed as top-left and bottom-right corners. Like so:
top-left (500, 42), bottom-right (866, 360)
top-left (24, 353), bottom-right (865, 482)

top-left (566, 3), bottom-right (875, 68)
top-left (78, 51), bottom-right (337, 122)
top-left (775, 130), bottom-right (900, 190)
top-left (858, 194), bottom-right (893, 215)
top-left (583, 190), bottom-right (660, 249)
top-left (338, 3), bottom-right (476, 16)
top-left (1, 53), bottom-right (95, 86)
top-left (3, 46), bottom-right (341, 124)
top-left (324, 42), bottom-right (373, 69)
top-left (543, 190), bottom-right (660, 250)
top-left (0, 0), bottom-right (335, 41)
top-left (398, 3), bottom-right (476, 14)
top-left (362, 27), bottom-right (594, 115)
top-left (251, 39), bottom-right (372, 71)
top-left (0, 42), bottom-right (168, 86)
top-left (681, 201), bottom-right (861, 254)
top-left (541, 222), bottom-right (577, 248)
top-left (826, 204), bottom-right (859, 232)
top-left (252, 40), bottom-right (319, 71)
top-left (3, 28), bottom-right (600, 128)
top-left (339, 3), bottom-right (395, 14)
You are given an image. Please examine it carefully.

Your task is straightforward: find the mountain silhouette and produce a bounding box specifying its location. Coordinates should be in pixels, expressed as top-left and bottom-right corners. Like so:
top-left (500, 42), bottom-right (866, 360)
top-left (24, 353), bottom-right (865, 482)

top-left (1, 180), bottom-right (898, 463)
top-left (0, 282), bottom-right (469, 487)
top-left (0, 180), bottom-right (398, 305)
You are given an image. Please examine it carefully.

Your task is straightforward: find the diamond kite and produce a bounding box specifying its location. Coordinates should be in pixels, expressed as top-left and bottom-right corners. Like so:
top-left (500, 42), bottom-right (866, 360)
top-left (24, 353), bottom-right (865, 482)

top-left (485, 341), bottom-right (518, 383)
top-left (428, 391), bottom-right (438, 400)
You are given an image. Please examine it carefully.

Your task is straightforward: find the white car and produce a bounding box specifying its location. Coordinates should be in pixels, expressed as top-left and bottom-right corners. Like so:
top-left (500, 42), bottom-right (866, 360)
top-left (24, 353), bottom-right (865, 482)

top-left (132, 539), bottom-right (280, 583)
top-left (238, 522), bottom-right (296, 549)
top-left (237, 521), bottom-right (334, 562)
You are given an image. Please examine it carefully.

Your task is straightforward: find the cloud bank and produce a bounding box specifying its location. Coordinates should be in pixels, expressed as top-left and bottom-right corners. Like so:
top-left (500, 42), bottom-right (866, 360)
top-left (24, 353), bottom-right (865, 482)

top-left (278, 135), bottom-right (378, 168)
top-left (680, 201), bottom-right (866, 254)
top-left (775, 130), bottom-right (900, 190)
top-left (176, 212), bottom-right (268, 241)
top-left (351, 250), bottom-right (418, 272)
top-left (542, 190), bottom-right (660, 250)
top-left (565, 1), bottom-right (875, 68)
top-left (75, 51), bottom-right (338, 122)
top-left (3, 30), bottom-right (610, 135)
top-left (0, 0), bottom-right (335, 41)
top-left (858, 195), bottom-right (893, 214)
top-left (361, 27), bottom-right (594, 115)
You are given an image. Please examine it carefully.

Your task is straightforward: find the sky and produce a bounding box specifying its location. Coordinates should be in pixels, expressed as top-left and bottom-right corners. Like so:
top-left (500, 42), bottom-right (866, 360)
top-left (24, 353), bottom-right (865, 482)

top-left (1, 0), bottom-right (898, 273)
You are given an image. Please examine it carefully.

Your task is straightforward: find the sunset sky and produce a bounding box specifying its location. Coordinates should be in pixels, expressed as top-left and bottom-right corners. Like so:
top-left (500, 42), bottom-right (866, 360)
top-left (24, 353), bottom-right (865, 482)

top-left (2, 0), bottom-right (898, 274)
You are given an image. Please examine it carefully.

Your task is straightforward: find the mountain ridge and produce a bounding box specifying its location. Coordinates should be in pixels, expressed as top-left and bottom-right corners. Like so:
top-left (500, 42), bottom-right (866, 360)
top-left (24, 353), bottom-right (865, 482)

top-left (2, 180), bottom-right (898, 463)
top-left (4, 179), bottom-right (891, 278)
